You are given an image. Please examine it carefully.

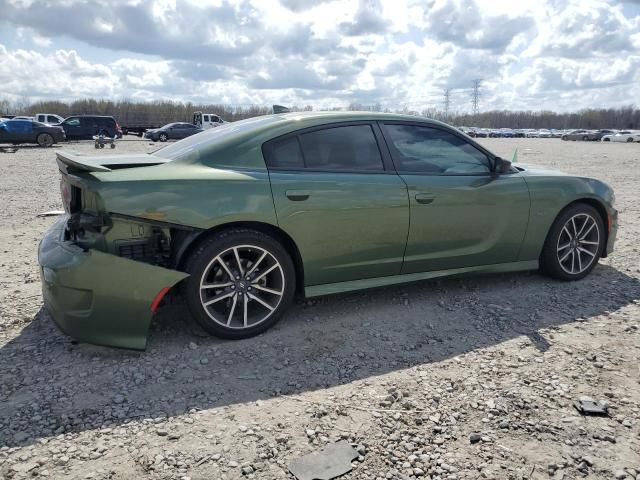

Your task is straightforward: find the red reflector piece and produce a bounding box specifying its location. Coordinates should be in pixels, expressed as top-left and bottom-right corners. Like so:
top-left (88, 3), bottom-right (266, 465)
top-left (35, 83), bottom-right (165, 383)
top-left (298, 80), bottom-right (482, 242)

top-left (150, 287), bottom-right (170, 313)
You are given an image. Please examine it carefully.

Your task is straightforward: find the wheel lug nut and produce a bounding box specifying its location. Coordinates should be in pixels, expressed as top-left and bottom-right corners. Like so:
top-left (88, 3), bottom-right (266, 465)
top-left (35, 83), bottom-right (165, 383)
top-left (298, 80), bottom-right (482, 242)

top-left (236, 276), bottom-right (240, 280)
top-left (231, 285), bottom-right (235, 289)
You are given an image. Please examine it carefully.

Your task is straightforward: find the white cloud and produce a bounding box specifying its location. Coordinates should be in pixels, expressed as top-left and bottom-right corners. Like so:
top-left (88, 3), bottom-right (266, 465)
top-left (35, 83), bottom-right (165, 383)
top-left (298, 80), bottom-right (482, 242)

top-left (0, 0), bottom-right (638, 112)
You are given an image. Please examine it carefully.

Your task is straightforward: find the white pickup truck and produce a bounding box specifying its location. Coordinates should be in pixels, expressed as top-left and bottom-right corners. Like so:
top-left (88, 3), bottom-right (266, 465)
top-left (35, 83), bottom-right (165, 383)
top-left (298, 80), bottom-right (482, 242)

top-left (35, 113), bottom-right (65, 125)
top-left (193, 111), bottom-right (225, 130)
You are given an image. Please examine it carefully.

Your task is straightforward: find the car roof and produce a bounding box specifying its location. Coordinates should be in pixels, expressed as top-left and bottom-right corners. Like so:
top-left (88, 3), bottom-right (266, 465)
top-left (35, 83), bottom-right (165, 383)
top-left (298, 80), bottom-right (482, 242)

top-left (153, 111), bottom-right (463, 169)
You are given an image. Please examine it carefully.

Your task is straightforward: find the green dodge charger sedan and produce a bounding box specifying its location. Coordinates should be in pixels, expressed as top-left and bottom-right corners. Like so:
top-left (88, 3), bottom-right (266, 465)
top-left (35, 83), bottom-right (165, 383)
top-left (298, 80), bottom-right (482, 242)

top-left (38, 112), bottom-right (618, 349)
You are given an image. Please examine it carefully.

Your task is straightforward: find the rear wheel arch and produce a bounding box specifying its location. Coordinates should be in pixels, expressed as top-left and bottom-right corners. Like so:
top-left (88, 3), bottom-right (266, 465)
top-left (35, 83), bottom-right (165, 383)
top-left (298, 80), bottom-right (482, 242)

top-left (173, 221), bottom-right (305, 294)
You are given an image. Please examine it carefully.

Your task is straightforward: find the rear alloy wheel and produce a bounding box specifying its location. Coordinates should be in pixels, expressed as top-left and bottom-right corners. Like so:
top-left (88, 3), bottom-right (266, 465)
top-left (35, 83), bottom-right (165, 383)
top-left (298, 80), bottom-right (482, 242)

top-left (159, 133), bottom-right (168, 142)
top-left (184, 229), bottom-right (295, 339)
top-left (626, 137), bottom-right (633, 143)
top-left (37, 133), bottom-right (54, 148)
top-left (582, 135), bottom-right (589, 141)
top-left (540, 204), bottom-right (604, 281)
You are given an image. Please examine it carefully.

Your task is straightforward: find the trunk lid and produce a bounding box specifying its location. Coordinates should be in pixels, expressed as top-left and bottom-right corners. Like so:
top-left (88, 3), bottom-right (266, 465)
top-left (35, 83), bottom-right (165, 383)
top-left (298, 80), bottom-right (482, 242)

top-left (56, 151), bottom-right (170, 174)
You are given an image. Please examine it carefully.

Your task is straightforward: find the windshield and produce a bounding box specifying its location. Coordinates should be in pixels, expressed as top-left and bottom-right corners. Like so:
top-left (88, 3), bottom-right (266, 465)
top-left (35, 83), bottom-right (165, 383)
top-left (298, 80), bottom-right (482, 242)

top-left (153, 115), bottom-right (280, 161)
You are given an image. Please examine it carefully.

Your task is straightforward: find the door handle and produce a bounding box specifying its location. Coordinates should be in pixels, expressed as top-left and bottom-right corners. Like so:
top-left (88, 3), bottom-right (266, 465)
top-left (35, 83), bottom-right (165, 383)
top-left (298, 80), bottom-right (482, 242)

top-left (285, 190), bottom-right (310, 201)
top-left (415, 193), bottom-right (435, 204)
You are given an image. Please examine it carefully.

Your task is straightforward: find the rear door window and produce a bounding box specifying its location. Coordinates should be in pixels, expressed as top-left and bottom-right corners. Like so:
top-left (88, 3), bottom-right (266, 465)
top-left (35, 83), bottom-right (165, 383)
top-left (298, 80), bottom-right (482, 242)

top-left (203, 115), bottom-right (210, 122)
top-left (299, 124), bottom-right (384, 171)
top-left (263, 136), bottom-right (304, 169)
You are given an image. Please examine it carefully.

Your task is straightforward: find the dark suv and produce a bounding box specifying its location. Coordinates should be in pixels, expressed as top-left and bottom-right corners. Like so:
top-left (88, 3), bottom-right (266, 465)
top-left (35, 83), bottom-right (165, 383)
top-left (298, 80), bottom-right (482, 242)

top-left (59, 115), bottom-right (122, 140)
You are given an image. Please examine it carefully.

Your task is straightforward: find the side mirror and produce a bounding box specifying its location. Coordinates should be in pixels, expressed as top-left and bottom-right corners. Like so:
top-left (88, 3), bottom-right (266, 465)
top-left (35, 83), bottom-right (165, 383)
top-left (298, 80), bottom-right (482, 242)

top-left (494, 157), bottom-right (512, 174)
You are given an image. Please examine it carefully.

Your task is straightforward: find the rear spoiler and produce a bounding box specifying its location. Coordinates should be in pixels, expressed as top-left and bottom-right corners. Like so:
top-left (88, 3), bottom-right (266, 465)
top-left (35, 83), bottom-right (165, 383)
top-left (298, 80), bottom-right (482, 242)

top-left (56, 151), bottom-right (169, 174)
top-left (56, 151), bottom-right (112, 173)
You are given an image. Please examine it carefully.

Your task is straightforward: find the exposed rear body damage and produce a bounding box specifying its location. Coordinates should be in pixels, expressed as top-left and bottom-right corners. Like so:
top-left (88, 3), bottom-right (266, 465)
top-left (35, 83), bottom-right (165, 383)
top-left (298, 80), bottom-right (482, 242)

top-left (39, 217), bottom-right (188, 350)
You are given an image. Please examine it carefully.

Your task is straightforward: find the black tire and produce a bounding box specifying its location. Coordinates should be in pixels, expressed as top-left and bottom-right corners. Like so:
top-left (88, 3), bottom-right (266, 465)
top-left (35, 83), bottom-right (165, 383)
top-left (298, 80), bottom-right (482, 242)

top-left (603, 138), bottom-right (610, 142)
top-left (183, 228), bottom-right (296, 339)
top-left (626, 137), bottom-right (633, 143)
top-left (36, 133), bottom-right (53, 148)
top-left (582, 135), bottom-right (588, 141)
top-left (540, 203), bottom-right (605, 281)
top-left (561, 136), bottom-right (568, 141)
top-left (110, 142), bottom-right (116, 149)
top-left (159, 133), bottom-right (168, 142)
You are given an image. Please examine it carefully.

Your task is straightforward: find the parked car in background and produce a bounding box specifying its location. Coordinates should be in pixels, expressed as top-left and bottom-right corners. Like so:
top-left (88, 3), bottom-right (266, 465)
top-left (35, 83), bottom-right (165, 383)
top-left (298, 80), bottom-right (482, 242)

top-left (60, 115), bottom-right (122, 140)
top-left (550, 129), bottom-right (563, 138)
top-left (537, 129), bottom-right (552, 138)
top-left (457, 126), bottom-right (475, 137)
top-left (144, 122), bottom-right (203, 142)
top-left (0, 118), bottom-right (65, 147)
top-left (514, 129), bottom-right (526, 138)
top-left (525, 129), bottom-right (539, 138)
top-left (561, 129), bottom-right (596, 141)
top-left (193, 112), bottom-right (225, 130)
top-left (593, 129), bottom-right (616, 140)
top-left (35, 113), bottom-right (65, 125)
top-left (498, 128), bottom-right (515, 138)
top-left (601, 131), bottom-right (640, 142)
top-left (39, 111), bottom-right (617, 349)
top-left (474, 128), bottom-right (489, 138)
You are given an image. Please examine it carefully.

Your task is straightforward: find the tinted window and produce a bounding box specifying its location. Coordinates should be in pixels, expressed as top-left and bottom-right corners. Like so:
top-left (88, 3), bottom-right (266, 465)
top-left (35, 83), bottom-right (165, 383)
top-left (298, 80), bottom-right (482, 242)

top-left (37, 115), bottom-right (45, 122)
top-left (263, 136), bottom-right (304, 169)
top-left (203, 115), bottom-right (210, 122)
top-left (383, 124), bottom-right (490, 175)
top-left (65, 118), bottom-right (80, 126)
top-left (299, 125), bottom-right (383, 171)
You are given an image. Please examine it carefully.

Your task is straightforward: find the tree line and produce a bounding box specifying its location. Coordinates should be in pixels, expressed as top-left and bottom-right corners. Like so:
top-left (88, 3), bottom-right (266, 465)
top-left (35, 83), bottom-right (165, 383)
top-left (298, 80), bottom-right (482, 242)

top-left (2, 98), bottom-right (639, 130)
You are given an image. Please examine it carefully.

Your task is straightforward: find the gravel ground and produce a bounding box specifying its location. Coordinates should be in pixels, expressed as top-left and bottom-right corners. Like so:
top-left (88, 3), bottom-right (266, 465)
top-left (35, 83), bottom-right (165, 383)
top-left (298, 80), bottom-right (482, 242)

top-left (0, 138), bottom-right (639, 480)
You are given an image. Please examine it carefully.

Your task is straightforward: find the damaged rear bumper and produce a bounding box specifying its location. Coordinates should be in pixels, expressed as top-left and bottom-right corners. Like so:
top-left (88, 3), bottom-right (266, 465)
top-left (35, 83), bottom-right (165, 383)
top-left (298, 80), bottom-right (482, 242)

top-left (38, 217), bottom-right (189, 350)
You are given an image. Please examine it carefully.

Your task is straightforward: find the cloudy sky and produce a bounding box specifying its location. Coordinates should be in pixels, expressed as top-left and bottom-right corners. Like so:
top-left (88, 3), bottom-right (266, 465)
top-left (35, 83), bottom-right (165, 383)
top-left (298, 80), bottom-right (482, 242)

top-left (0, 0), bottom-right (639, 113)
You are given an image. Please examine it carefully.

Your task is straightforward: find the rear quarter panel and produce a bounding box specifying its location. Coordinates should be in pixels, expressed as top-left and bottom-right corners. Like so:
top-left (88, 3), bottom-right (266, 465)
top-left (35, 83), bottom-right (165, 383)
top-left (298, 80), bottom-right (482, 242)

top-left (89, 163), bottom-right (278, 229)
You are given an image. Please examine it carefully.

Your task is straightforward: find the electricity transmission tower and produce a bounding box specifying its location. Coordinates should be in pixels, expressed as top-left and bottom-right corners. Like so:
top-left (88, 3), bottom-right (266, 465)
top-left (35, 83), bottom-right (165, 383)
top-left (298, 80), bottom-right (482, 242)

top-left (443, 88), bottom-right (451, 119)
top-left (471, 79), bottom-right (482, 116)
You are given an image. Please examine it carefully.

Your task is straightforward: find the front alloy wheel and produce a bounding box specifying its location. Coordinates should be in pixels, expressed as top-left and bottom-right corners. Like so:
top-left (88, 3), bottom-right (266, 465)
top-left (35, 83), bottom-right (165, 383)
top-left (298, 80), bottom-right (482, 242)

top-left (159, 133), bottom-right (168, 142)
top-left (184, 229), bottom-right (295, 339)
top-left (540, 204), bottom-right (604, 281)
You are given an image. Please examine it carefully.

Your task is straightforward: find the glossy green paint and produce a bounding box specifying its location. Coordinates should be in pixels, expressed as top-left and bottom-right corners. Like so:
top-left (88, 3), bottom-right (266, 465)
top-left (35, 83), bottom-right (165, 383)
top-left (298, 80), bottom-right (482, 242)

top-left (269, 171), bottom-right (409, 285)
top-left (38, 112), bottom-right (618, 349)
top-left (400, 173), bottom-right (530, 273)
top-left (39, 218), bottom-right (188, 350)
top-left (516, 166), bottom-right (617, 260)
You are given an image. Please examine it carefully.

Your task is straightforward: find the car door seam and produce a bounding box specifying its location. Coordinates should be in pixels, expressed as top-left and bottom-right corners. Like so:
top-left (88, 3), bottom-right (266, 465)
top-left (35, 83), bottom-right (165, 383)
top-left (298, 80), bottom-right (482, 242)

top-left (516, 175), bottom-right (533, 261)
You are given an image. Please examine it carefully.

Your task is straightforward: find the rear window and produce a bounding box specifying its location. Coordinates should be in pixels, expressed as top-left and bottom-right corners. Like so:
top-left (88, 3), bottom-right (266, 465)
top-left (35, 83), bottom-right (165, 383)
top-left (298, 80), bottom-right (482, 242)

top-left (203, 115), bottom-right (210, 122)
top-left (153, 115), bottom-right (279, 161)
